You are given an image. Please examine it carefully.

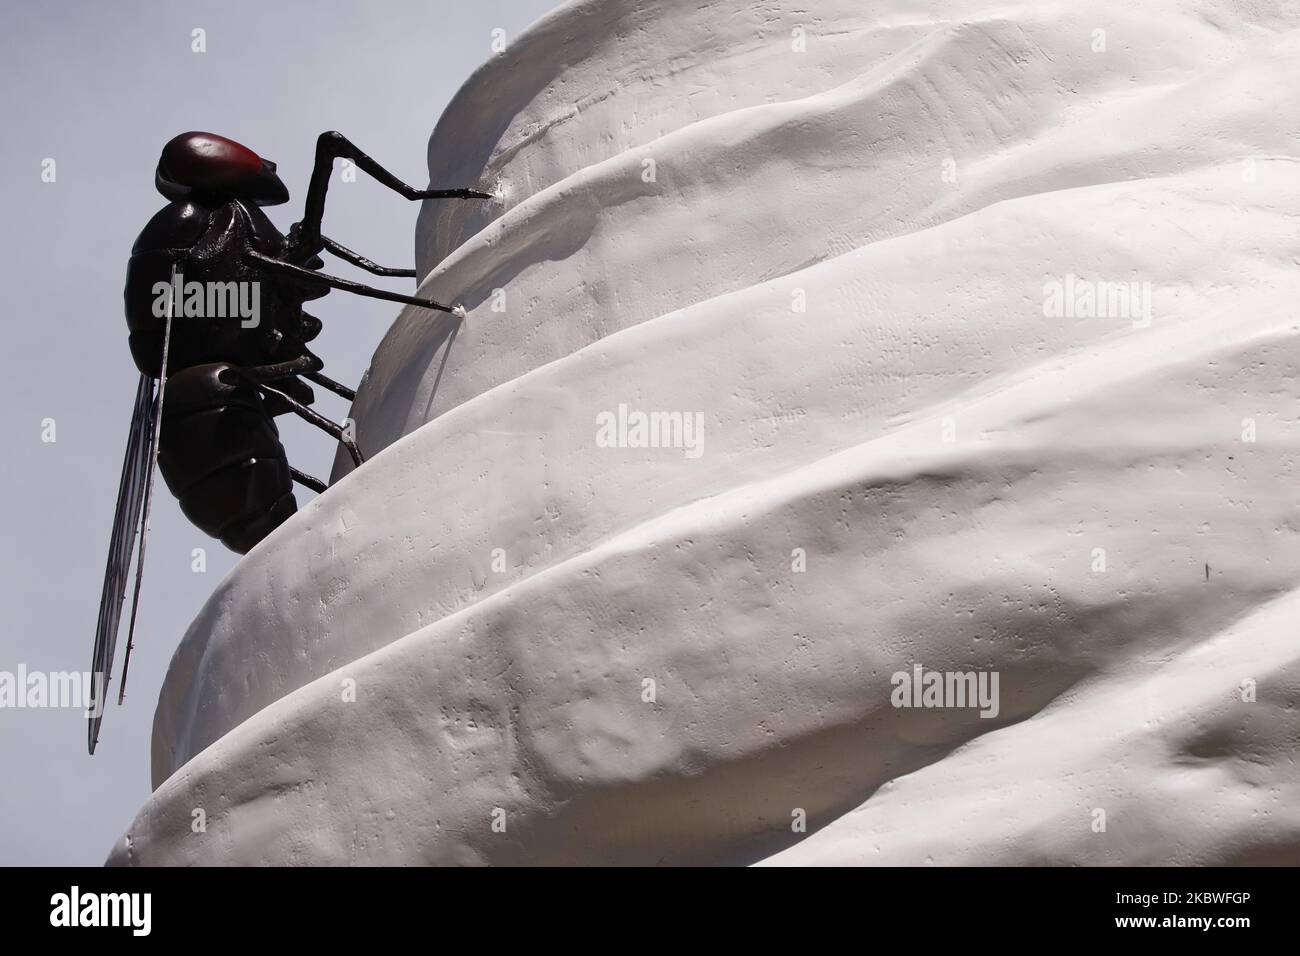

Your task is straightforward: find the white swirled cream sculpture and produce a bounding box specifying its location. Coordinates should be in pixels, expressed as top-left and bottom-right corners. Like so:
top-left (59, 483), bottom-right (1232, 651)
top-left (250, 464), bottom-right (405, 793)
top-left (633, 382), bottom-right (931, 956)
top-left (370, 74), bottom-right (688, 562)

top-left (111, 0), bottom-right (1300, 865)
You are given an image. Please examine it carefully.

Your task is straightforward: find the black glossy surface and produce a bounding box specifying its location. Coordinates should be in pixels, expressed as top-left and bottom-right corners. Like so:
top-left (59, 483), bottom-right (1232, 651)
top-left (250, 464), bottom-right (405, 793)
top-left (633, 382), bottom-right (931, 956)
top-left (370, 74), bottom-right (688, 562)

top-left (118, 130), bottom-right (485, 552)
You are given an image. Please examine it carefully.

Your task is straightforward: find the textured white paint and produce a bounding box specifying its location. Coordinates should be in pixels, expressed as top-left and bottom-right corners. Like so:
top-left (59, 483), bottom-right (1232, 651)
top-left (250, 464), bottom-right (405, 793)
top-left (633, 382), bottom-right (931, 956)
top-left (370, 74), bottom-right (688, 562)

top-left (111, 0), bottom-right (1300, 865)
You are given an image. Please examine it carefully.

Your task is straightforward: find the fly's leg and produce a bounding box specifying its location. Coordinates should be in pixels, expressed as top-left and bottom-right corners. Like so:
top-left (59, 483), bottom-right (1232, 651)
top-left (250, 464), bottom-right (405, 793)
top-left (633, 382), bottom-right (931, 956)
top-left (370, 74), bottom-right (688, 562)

top-left (290, 131), bottom-right (491, 257)
top-left (243, 374), bottom-right (364, 467)
top-left (239, 354), bottom-right (322, 384)
top-left (304, 369), bottom-right (357, 402)
top-left (321, 236), bottom-right (416, 278)
top-left (244, 250), bottom-right (461, 314)
top-left (290, 467), bottom-right (328, 494)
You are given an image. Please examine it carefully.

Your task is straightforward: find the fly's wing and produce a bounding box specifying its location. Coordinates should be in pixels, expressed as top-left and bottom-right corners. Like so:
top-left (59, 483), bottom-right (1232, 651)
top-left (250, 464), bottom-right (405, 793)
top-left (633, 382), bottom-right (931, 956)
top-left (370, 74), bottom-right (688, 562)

top-left (88, 373), bottom-right (156, 754)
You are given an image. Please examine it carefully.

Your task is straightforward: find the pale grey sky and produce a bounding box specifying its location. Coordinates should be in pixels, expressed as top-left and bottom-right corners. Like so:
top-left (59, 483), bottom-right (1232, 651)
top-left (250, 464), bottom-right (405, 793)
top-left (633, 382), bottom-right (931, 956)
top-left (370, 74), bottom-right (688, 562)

top-left (0, 0), bottom-right (558, 865)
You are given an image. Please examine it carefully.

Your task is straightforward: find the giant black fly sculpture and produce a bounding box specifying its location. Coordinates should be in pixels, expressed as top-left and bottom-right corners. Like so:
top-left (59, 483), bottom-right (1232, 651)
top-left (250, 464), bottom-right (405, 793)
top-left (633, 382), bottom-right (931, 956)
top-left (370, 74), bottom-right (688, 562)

top-left (88, 131), bottom-right (489, 753)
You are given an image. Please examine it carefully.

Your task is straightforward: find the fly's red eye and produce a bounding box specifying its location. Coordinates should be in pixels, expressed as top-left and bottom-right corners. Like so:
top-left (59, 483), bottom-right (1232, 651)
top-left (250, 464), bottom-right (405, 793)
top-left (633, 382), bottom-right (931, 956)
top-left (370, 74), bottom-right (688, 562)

top-left (160, 131), bottom-right (264, 191)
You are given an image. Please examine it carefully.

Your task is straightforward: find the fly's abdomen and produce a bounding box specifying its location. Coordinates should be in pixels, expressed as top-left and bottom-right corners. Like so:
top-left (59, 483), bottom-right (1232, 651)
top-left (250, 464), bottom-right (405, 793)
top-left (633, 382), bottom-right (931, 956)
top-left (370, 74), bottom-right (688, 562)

top-left (158, 364), bottom-right (296, 554)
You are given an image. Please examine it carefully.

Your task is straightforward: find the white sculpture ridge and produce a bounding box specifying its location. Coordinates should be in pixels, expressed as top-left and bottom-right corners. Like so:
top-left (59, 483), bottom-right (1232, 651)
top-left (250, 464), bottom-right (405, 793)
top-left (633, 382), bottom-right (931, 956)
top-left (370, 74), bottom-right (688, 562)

top-left (111, 0), bottom-right (1300, 865)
